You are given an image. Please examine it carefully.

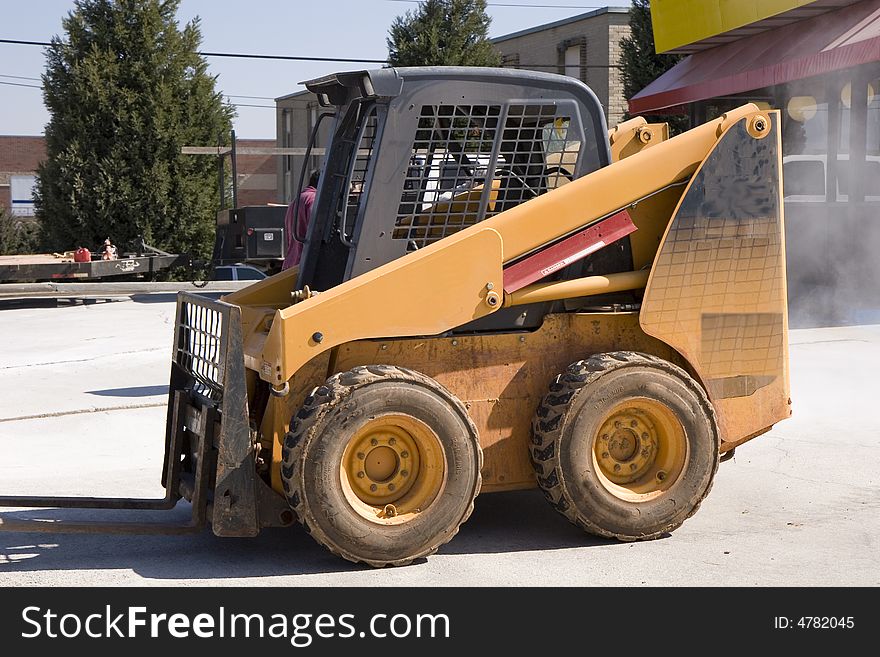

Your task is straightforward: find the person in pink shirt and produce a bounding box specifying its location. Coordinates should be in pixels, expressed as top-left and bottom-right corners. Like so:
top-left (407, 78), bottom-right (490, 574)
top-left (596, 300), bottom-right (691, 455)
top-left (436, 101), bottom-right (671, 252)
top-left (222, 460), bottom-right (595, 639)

top-left (282, 169), bottom-right (320, 270)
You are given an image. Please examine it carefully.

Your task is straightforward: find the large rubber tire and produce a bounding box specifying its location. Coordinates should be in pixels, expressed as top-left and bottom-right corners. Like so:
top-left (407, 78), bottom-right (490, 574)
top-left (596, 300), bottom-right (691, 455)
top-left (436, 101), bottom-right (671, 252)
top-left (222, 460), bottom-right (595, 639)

top-left (531, 351), bottom-right (719, 541)
top-left (281, 365), bottom-right (482, 567)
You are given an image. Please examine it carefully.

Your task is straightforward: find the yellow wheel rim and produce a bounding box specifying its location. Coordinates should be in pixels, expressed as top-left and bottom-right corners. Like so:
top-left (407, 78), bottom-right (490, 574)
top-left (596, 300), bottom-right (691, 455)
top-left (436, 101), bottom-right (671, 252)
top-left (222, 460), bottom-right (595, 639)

top-left (341, 414), bottom-right (446, 525)
top-left (592, 398), bottom-right (688, 502)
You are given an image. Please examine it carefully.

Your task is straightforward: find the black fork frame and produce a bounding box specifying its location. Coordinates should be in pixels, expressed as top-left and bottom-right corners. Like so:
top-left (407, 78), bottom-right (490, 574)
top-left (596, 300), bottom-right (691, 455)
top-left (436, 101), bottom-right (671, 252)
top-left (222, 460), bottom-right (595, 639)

top-left (0, 293), bottom-right (290, 536)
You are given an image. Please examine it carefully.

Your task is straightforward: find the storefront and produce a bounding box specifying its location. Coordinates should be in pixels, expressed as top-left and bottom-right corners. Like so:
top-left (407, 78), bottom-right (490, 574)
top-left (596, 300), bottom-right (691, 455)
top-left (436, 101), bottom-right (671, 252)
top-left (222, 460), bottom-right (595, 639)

top-left (632, 0), bottom-right (880, 321)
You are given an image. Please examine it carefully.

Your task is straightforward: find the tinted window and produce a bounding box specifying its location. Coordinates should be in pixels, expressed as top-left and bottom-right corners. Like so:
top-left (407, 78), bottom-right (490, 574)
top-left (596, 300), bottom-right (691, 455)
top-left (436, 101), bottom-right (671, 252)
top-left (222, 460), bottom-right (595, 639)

top-left (236, 267), bottom-right (266, 280)
top-left (213, 267), bottom-right (234, 281)
top-left (783, 160), bottom-right (825, 197)
top-left (836, 160), bottom-right (880, 196)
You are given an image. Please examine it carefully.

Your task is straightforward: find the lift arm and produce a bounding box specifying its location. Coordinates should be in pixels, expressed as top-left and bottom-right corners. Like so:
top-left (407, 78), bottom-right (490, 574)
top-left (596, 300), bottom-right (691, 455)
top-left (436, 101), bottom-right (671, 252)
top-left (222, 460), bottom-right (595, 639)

top-left (254, 104), bottom-right (763, 389)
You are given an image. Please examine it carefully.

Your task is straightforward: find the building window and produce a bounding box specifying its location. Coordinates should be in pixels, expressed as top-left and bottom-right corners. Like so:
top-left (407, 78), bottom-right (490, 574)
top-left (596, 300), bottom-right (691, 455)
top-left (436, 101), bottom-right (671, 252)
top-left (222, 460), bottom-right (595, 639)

top-left (781, 69), bottom-right (880, 203)
top-left (557, 37), bottom-right (586, 82)
top-left (282, 108), bottom-right (293, 201)
top-left (9, 175), bottom-right (36, 217)
top-left (565, 46), bottom-right (580, 79)
top-left (865, 77), bottom-right (878, 156)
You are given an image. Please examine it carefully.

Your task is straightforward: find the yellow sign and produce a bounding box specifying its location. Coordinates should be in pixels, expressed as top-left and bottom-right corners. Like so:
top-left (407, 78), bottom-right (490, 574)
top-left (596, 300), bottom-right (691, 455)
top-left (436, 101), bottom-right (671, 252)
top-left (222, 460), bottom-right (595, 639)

top-left (651, 0), bottom-right (819, 54)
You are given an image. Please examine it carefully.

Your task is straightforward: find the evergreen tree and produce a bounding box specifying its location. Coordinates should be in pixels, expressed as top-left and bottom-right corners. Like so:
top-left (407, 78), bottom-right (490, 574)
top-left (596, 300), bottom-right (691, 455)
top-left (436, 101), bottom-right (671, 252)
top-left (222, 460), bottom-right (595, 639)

top-left (387, 0), bottom-right (500, 67)
top-left (35, 0), bottom-right (233, 260)
top-left (619, 0), bottom-right (688, 133)
top-left (0, 208), bottom-right (41, 255)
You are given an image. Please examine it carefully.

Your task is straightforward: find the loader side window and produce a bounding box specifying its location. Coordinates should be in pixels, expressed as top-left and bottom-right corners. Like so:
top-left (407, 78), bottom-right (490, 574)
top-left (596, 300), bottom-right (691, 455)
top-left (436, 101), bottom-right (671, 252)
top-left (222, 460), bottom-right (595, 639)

top-left (393, 104), bottom-right (500, 249)
top-left (392, 103), bottom-right (581, 250)
top-left (339, 106), bottom-right (378, 243)
top-left (488, 106), bottom-right (580, 216)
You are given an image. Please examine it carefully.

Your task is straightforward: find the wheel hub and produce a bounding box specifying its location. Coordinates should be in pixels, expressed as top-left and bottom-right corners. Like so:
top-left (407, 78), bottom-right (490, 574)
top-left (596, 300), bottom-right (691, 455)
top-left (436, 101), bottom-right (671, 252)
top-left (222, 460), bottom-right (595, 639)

top-left (364, 446), bottom-right (399, 482)
top-left (596, 409), bottom-right (660, 484)
top-left (346, 425), bottom-right (419, 505)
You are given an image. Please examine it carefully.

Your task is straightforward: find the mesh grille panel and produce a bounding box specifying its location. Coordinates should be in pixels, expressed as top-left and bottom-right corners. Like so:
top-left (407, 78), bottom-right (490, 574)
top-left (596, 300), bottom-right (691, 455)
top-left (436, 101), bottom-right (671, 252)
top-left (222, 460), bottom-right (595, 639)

top-left (393, 105), bottom-right (500, 249)
top-left (393, 103), bottom-right (580, 250)
top-left (176, 298), bottom-right (226, 401)
top-left (488, 105), bottom-right (579, 218)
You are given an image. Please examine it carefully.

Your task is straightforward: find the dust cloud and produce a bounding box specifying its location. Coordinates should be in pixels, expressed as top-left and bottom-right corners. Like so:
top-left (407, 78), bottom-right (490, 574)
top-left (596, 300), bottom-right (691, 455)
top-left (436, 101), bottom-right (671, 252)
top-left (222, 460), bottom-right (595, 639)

top-left (780, 80), bottom-right (880, 329)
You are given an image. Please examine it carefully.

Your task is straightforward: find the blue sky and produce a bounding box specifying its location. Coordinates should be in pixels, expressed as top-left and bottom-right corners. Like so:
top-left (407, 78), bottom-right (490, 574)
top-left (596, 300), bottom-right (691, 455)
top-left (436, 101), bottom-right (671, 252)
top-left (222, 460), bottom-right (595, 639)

top-left (0, 0), bottom-right (630, 138)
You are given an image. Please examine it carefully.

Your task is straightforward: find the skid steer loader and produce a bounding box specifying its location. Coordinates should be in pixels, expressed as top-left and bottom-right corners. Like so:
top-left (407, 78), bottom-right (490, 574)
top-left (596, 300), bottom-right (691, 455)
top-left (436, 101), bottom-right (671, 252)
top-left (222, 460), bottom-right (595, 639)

top-left (0, 67), bottom-right (790, 567)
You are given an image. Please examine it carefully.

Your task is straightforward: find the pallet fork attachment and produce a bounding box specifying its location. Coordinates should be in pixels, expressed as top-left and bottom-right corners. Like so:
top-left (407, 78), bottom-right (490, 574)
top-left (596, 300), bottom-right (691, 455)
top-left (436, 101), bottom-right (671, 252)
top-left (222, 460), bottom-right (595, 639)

top-left (0, 293), bottom-right (291, 536)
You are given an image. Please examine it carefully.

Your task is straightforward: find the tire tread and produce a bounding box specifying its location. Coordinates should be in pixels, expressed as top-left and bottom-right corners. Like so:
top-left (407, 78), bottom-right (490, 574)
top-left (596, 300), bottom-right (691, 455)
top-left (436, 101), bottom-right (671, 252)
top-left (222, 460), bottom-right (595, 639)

top-left (530, 351), bottom-right (719, 541)
top-left (281, 365), bottom-right (482, 567)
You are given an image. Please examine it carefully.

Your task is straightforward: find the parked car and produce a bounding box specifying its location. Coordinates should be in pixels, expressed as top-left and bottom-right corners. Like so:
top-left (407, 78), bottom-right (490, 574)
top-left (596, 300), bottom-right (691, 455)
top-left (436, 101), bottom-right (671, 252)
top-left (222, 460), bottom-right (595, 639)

top-left (211, 263), bottom-right (267, 281)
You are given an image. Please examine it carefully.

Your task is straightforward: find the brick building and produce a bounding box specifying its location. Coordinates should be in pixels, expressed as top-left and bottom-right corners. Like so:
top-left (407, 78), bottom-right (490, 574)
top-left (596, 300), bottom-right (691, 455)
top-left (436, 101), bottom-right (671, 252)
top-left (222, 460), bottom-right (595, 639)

top-left (275, 90), bottom-right (327, 208)
top-left (0, 136), bottom-right (46, 217)
top-left (493, 7), bottom-right (631, 128)
top-left (233, 138), bottom-right (278, 207)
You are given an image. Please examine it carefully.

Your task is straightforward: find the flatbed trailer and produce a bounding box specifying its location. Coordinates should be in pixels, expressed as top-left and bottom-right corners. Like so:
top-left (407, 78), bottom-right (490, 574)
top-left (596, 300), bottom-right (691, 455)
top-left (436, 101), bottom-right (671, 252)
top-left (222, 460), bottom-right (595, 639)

top-left (0, 249), bottom-right (188, 283)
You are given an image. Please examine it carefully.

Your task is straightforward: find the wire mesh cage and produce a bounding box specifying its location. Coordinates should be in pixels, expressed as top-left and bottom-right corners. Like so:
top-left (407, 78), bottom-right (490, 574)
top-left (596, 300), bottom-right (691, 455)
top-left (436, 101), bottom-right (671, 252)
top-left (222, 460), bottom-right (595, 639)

top-left (392, 103), bottom-right (580, 250)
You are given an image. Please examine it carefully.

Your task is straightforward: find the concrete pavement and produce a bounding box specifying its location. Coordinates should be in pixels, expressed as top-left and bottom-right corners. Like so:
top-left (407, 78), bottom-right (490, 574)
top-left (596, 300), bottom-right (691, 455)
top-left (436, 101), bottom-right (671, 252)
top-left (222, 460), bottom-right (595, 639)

top-left (0, 295), bottom-right (877, 586)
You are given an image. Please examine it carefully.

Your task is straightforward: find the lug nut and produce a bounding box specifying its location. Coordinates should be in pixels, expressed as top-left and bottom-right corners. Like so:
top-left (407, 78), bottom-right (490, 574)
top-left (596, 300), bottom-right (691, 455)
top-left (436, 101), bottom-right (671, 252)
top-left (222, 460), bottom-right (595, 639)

top-left (400, 470), bottom-right (409, 477)
top-left (388, 437), bottom-right (396, 446)
top-left (401, 451), bottom-right (409, 458)
top-left (388, 483), bottom-right (396, 491)
top-left (357, 452), bottom-right (365, 460)
top-left (613, 464), bottom-right (621, 472)
top-left (370, 438), bottom-right (378, 446)
top-left (630, 463), bottom-right (637, 471)
top-left (630, 420), bottom-right (638, 428)
top-left (641, 432), bottom-right (649, 440)
top-left (357, 471), bottom-right (365, 478)
top-left (614, 421), bottom-right (622, 429)
top-left (657, 471), bottom-right (667, 481)
top-left (602, 452), bottom-right (609, 459)
top-left (370, 484), bottom-right (378, 492)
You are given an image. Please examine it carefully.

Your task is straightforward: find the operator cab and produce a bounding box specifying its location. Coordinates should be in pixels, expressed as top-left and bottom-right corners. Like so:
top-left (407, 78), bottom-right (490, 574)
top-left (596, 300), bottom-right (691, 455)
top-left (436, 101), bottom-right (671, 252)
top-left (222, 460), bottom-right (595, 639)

top-left (294, 67), bottom-right (630, 329)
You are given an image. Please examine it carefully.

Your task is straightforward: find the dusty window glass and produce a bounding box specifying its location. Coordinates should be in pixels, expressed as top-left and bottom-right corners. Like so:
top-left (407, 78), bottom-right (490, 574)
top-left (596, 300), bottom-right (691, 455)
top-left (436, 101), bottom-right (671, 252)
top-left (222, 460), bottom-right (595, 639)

top-left (867, 77), bottom-right (879, 156)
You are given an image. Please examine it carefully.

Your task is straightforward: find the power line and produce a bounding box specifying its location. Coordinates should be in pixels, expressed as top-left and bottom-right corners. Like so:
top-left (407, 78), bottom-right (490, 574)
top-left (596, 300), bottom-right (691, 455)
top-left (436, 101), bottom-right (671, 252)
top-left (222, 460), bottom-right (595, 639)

top-left (0, 79), bottom-right (276, 109)
top-left (201, 50), bottom-right (386, 63)
top-left (0, 73), bottom-right (41, 81)
top-left (0, 39), bottom-right (387, 64)
top-left (227, 102), bottom-right (275, 109)
top-left (386, 1), bottom-right (605, 7)
top-left (0, 75), bottom-right (277, 101)
top-left (0, 80), bottom-right (41, 89)
top-left (0, 39), bottom-right (49, 47)
top-left (225, 94), bottom-right (276, 101)
top-left (501, 63), bottom-right (615, 68)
